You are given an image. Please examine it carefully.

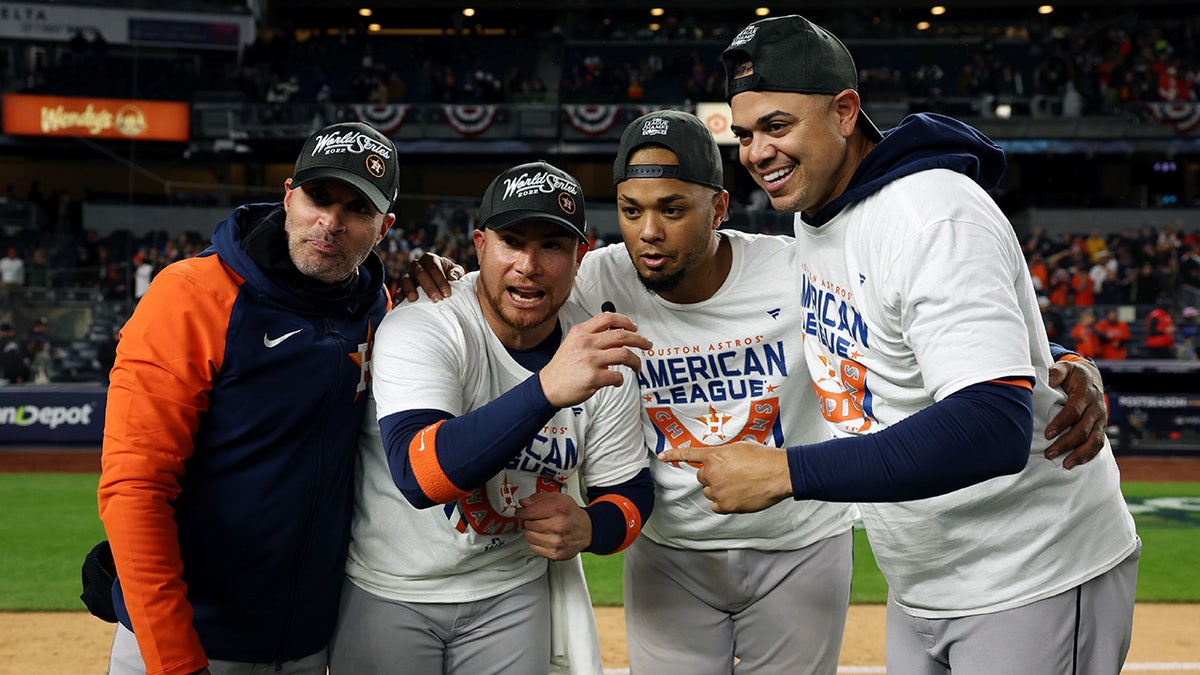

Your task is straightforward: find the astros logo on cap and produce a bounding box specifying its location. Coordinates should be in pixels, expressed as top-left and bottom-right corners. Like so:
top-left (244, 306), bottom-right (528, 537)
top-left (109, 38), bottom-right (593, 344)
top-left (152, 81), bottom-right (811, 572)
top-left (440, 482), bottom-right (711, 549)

top-left (558, 193), bottom-right (576, 215)
top-left (366, 154), bottom-right (386, 178)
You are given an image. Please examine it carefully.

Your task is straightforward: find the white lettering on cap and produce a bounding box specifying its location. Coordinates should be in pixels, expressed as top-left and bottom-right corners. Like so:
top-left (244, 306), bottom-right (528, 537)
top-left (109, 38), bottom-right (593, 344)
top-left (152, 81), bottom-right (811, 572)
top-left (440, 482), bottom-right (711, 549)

top-left (310, 131), bottom-right (393, 159)
top-left (729, 25), bottom-right (758, 48)
top-left (501, 171), bottom-right (580, 201)
top-left (641, 117), bottom-right (669, 137)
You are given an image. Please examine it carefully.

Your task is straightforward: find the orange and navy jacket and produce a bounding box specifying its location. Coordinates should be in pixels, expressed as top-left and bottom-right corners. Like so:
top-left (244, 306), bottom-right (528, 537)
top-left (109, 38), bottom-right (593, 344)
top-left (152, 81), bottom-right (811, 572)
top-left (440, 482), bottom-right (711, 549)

top-left (97, 203), bottom-right (388, 675)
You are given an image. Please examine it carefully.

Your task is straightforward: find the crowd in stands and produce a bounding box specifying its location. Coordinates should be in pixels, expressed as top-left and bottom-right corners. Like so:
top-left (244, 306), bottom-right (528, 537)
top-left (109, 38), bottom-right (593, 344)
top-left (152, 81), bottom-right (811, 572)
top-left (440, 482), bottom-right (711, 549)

top-left (8, 8), bottom-right (1198, 113)
top-left (2, 184), bottom-right (1199, 387)
top-left (561, 8), bottom-right (1200, 110)
top-left (1025, 223), bottom-right (1200, 360)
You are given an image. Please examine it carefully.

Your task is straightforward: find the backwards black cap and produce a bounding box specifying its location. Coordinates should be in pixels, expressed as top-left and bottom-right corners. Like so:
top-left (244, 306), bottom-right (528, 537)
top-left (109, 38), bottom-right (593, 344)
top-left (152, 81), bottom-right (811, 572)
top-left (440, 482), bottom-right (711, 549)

top-left (613, 110), bottom-right (724, 191)
top-left (292, 122), bottom-right (400, 214)
top-left (722, 15), bottom-right (884, 143)
top-left (478, 160), bottom-right (588, 242)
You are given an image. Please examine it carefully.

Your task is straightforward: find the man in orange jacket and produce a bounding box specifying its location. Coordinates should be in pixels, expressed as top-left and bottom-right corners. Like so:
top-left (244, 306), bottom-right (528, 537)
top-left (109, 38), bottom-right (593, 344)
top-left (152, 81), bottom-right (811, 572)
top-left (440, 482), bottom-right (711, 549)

top-left (98, 122), bottom-right (397, 675)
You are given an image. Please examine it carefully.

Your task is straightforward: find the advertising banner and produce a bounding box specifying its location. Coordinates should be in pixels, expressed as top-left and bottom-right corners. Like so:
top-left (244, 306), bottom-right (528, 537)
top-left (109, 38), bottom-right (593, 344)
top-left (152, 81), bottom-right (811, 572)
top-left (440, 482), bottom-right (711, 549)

top-left (3, 93), bottom-right (189, 141)
top-left (0, 386), bottom-right (106, 444)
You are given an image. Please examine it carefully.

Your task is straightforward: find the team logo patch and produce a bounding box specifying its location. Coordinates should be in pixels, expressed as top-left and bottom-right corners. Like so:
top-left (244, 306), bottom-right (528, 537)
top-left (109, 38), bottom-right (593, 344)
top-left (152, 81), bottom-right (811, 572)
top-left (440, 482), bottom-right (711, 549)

top-left (558, 192), bottom-right (576, 215)
top-left (729, 25), bottom-right (758, 48)
top-left (365, 154), bottom-right (386, 178)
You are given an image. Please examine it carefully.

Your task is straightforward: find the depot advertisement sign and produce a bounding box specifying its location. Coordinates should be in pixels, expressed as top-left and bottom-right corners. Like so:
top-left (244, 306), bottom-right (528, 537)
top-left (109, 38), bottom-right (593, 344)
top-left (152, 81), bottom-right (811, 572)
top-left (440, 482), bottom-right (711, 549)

top-left (0, 387), bottom-right (106, 443)
top-left (3, 93), bottom-right (189, 141)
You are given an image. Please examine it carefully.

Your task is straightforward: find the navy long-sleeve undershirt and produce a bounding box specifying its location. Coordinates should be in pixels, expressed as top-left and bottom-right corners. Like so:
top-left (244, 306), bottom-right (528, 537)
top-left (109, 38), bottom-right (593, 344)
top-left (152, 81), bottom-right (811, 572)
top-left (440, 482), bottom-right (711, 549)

top-left (788, 380), bottom-right (1033, 502)
top-left (376, 325), bottom-right (653, 554)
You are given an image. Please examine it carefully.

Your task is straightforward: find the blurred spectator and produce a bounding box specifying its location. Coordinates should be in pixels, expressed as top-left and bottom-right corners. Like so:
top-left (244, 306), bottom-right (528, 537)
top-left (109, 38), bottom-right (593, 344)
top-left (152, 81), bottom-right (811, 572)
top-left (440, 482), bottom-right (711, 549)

top-left (1069, 265), bottom-right (1095, 306)
top-left (1038, 295), bottom-right (1066, 343)
top-left (1061, 80), bottom-right (1084, 117)
top-left (1048, 268), bottom-right (1071, 306)
top-left (1091, 250), bottom-right (1120, 304)
top-left (1027, 252), bottom-right (1049, 292)
top-left (1144, 298), bottom-right (1176, 359)
top-left (1094, 308), bottom-right (1131, 360)
top-left (1083, 230), bottom-right (1108, 261)
top-left (26, 316), bottom-right (50, 353)
top-left (96, 247), bottom-right (127, 301)
top-left (25, 248), bottom-right (48, 287)
top-left (25, 317), bottom-right (51, 383)
top-left (0, 246), bottom-right (24, 290)
top-left (133, 252), bottom-right (154, 301)
top-left (1132, 262), bottom-right (1166, 304)
top-left (586, 227), bottom-right (607, 250)
top-left (1069, 309), bottom-right (1101, 359)
top-left (1178, 306), bottom-right (1199, 360)
top-left (0, 322), bottom-right (29, 384)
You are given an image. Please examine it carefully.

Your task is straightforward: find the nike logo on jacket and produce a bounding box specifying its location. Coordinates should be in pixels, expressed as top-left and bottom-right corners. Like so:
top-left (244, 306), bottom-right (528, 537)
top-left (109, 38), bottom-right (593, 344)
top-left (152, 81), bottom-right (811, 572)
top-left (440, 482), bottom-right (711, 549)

top-left (264, 329), bottom-right (303, 348)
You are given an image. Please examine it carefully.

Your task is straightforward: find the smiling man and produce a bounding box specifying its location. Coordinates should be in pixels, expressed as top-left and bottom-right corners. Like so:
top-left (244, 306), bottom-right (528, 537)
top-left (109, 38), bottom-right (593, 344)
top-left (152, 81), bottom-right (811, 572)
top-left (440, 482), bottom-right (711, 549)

top-left (397, 111), bottom-right (1121, 675)
top-left (659, 15), bottom-right (1140, 675)
top-left (333, 160), bottom-right (655, 674)
top-left (98, 122), bottom-right (398, 675)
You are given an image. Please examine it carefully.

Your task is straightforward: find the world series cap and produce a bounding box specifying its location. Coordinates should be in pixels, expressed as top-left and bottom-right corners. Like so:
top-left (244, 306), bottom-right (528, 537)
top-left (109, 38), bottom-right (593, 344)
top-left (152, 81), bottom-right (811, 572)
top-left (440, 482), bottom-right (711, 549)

top-left (292, 122), bottom-right (400, 214)
top-left (478, 160), bottom-right (588, 242)
top-left (722, 15), bottom-right (884, 143)
top-left (613, 110), bottom-right (724, 191)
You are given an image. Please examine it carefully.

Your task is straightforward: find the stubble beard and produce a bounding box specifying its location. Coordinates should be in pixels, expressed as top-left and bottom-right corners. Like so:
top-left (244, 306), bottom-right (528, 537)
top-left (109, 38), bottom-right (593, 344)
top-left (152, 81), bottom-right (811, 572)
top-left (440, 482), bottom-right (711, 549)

top-left (481, 282), bottom-right (562, 334)
top-left (286, 217), bottom-right (363, 284)
top-left (290, 238), bottom-right (358, 284)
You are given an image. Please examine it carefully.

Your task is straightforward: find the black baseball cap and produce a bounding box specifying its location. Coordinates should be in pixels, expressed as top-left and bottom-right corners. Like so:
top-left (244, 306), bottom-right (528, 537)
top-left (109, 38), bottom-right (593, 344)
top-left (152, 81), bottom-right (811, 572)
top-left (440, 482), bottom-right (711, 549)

top-left (722, 15), bottom-right (884, 143)
top-left (292, 122), bottom-right (400, 214)
top-left (613, 110), bottom-right (724, 191)
top-left (478, 161), bottom-right (588, 242)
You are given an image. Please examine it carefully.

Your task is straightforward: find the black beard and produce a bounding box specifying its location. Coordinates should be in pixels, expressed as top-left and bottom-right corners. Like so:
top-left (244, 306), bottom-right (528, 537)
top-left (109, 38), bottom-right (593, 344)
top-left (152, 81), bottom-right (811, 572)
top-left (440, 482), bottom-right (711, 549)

top-left (636, 268), bottom-right (687, 295)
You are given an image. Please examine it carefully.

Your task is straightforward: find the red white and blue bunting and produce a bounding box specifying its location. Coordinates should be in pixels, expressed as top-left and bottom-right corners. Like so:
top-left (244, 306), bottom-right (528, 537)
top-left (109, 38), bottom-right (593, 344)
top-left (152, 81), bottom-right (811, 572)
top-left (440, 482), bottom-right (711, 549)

top-left (351, 104), bottom-right (410, 135)
top-left (441, 105), bottom-right (499, 137)
top-left (562, 105), bottom-right (621, 136)
top-left (1147, 102), bottom-right (1200, 134)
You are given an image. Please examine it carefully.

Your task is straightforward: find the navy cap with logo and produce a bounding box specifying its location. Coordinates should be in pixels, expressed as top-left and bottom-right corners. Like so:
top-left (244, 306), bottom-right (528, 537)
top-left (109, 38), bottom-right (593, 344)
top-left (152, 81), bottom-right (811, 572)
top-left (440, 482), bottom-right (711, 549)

top-left (478, 161), bottom-right (588, 242)
top-left (722, 15), bottom-right (884, 143)
top-left (613, 110), bottom-right (724, 191)
top-left (292, 122), bottom-right (400, 214)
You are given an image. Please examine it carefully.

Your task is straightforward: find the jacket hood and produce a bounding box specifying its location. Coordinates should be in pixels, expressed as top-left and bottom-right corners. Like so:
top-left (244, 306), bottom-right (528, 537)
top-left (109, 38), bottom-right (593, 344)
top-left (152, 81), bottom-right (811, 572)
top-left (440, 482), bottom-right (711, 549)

top-left (206, 202), bottom-right (387, 312)
top-left (808, 113), bottom-right (1007, 226)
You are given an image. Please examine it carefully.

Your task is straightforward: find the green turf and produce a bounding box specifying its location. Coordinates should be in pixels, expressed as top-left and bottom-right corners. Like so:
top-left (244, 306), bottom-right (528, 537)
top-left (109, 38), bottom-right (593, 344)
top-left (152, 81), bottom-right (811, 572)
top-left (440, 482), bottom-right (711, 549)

top-left (1121, 481), bottom-right (1200, 602)
top-left (0, 473), bottom-right (105, 611)
top-left (0, 474), bottom-right (1196, 610)
top-left (584, 480), bottom-right (1200, 606)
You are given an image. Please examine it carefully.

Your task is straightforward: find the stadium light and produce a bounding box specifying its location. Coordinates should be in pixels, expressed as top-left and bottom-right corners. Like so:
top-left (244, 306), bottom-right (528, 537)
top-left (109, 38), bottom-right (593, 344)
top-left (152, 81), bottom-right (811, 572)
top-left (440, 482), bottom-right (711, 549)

top-left (650, 8), bottom-right (665, 17)
top-left (755, 7), bottom-right (770, 17)
top-left (368, 22), bottom-right (381, 32)
top-left (463, 8), bottom-right (476, 17)
top-left (916, 21), bottom-right (931, 30)
top-left (931, 6), bottom-right (946, 15)
top-left (1038, 5), bottom-right (1055, 14)
top-left (358, 8), bottom-right (372, 17)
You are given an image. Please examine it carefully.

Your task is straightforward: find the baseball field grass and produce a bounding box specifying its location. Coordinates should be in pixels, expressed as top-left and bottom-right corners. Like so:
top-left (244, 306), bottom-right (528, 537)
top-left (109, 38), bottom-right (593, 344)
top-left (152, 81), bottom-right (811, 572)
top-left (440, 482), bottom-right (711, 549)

top-left (1, 473), bottom-right (1197, 611)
